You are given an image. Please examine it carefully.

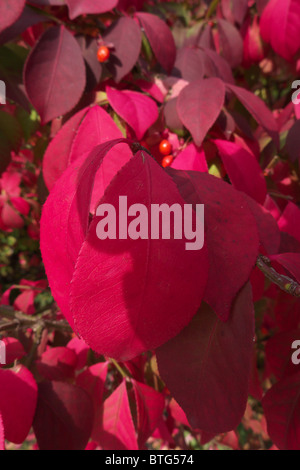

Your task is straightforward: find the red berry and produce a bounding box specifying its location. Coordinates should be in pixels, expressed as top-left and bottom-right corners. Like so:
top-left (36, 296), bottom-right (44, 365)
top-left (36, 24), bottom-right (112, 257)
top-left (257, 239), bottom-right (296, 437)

top-left (97, 46), bottom-right (110, 63)
top-left (162, 155), bottom-right (173, 168)
top-left (159, 139), bottom-right (172, 156)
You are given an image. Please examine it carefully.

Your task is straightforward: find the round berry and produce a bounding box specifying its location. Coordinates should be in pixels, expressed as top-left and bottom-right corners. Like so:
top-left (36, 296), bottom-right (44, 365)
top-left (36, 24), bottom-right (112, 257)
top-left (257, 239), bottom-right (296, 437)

top-left (159, 139), bottom-right (172, 156)
top-left (162, 155), bottom-right (173, 168)
top-left (97, 46), bottom-right (110, 63)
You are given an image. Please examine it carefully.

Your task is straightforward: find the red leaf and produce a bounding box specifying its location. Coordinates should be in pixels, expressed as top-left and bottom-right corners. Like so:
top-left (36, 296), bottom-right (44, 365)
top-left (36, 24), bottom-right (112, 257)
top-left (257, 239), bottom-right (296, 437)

top-left (67, 336), bottom-right (89, 370)
top-left (202, 48), bottom-right (235, 84)
top-left (104, 17), bottom-right (142, 83)
top-left (66, 0), bottom-right (118, 19)
top-left (135, 12), bottom-right (176, 74)
top-left (214, 139), bottom-right (267, 204)
top-left (221, 0), bottom-right (248, 25)
top-left (286, 121), bottom-right (300, 162)
top-left (278, 202), bottom-right (300, 244)
top-left (0, 366), bottom-right (37, 444)
top-left (226, 84), bottom-right (279, 146)
top-left (77, 36), bottom-right (102, 91)
top-left (33, 381), bottom-right (93, 450)
top-left (262, 372), bottom-right (300, 450)
top-left (92, 380), bottom-right (138, 450)
top-left (243, 15), bottom-right (265, 67)
top-left (41, 139), bottom-right (132, 327)
top-left (69, 107), bottom-right (125, 164)
top-left (68, 107), bottom-right (132, 213)
top-left (2, 337), bottom-right (25, 364)
top-left (106, 87), bottom-right (158, 140)
top-left (177, 78), bottom-right (225, 147)
top-left (173, 47), bottom-right (205, 83)
top-left (0, 0), bottom-right (25, 34)
top-left (157, 283), bottom-right (255, 434)
top-left (244, 196), bottom-right (280, 255)
top-left (169, 399), bottom-right (190, 427)
top-left (36, 347), bottom-right (77, 381)
top-left (217, 19), bottom-right (243, 67)
top-left (70, 150), bottom-right (208, 360)
top-left (132, 380), bottom-right (165, 447)
top-left (260, 0), bottom-right (300, 61)
top-left (171, 143), bottom-right (208, 172)
top-left (167, 169), bottom-right (259, 321)
top-left (43, 107), bottom-right (89, 191)
top-left (24, 25), bottom-right (86, 124)
top-left (76, 362), bottom-right (109, 416)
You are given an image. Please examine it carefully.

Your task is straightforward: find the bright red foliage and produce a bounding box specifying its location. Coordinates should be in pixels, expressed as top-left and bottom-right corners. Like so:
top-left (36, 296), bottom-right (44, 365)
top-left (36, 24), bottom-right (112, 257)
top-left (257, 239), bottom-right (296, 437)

top-left (0, 0), bottom-right (300, 452)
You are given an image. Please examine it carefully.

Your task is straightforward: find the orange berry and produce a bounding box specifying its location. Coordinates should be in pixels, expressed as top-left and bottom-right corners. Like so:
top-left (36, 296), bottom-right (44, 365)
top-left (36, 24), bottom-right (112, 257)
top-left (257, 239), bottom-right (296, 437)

top-left (162, 155), bottom-right (173, 168)
top-left (159, 139), bottom-right (172, 156)
top-left (97, 46), bottom-right (110, 63)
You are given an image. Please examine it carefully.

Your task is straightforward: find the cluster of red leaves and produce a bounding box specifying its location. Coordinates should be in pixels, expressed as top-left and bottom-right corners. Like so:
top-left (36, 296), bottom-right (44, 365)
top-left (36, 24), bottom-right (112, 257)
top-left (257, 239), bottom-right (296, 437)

top-left (0, 0), bottom-right (300, 451)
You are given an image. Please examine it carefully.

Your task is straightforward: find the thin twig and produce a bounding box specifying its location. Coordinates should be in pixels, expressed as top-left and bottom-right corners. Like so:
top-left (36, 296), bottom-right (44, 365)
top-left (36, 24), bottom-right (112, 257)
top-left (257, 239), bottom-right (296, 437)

top-left (256, 255), bottom-right (300, 298)
top-left (0, 321), bottom-right (19, 333)
top-left (0, 306), bottom-right (73, 333)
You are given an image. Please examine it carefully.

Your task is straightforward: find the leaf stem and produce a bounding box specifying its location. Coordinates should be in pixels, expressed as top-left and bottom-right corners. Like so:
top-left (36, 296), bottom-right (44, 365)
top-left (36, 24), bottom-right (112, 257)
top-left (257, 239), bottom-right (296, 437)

top-left (110, 358), bottom-right (131, 379)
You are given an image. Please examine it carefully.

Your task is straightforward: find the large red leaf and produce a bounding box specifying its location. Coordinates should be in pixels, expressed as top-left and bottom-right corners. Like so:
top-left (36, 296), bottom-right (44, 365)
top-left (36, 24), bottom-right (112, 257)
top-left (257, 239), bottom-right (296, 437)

top-left (43, 107), bottom-right (89, 191)
top-left (173, 47), bottom-right (205, 83)
top-left (167, 169), bottom-right (259, 321)
top-left (132, 380), bottom-right (165, 448)
top-left (104, 17), bottom-right (142, 83)
top-left (66, 0), bottom-right (118, 19)
top-left (135, 12), bottom-right (176, 74)
top-left (0, 366), bottom-right (37, 444)
top-left (24, 25), bottom-right (86, 124)
top-left (202, 48), bottom-right (235, 84)
top-left (70, 150), bottom-right (208, 360)
top-left (41, 139), bottom-right (133, 327)
top-left (69, 106), bottom-right (124, 163)
top-left (214, 139), bottom-right (267, 204)
top-left (92, 380), bottom-right (138, 450)
top-left (33, 381), bottom-right (93, 450)
top-left (260, 0), bottom-right (300, 61)
top-left (0, 0), bottom-right (25, 34)
top-left (106, 87), bottom-right (159, 140)
top-left (177, 78), bottom-right (225, 147)
top-left (157, 283), bottom-right (255, 434)
top-left (217, 19), bottom-right (243, 67)
top-left (262, 372), bottom-right (300, 450)
top-left (68, 107), bottom-right (132, 196)
top-left (226, 84), bottom-right (279, 146)
top-left (43, 105), bottom-right (130, 197)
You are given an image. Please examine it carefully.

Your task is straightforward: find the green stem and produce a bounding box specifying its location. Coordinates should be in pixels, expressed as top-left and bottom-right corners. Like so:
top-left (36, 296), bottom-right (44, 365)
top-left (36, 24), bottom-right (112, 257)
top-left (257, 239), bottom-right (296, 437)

top-left (110, 358), bottom-right (131, 379)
